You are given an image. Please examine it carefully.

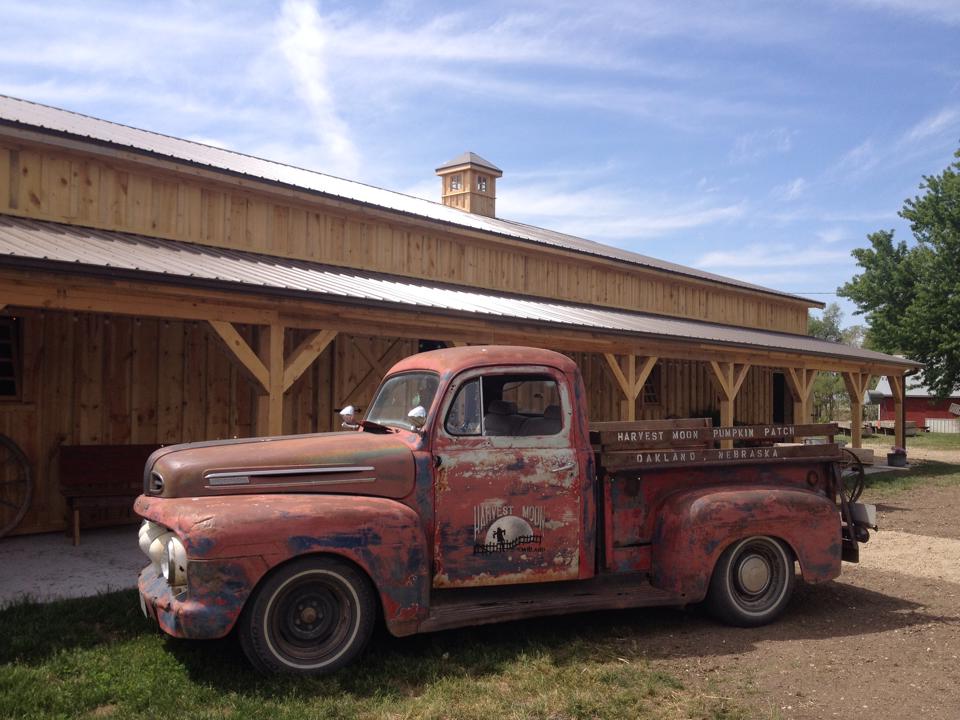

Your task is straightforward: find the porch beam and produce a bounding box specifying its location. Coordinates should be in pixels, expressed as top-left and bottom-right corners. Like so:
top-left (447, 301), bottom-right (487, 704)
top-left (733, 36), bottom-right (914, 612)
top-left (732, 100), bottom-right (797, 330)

top-left (0, 270), bottom-right (918, 376)
top-left (256, 324), bottom-right (285, 437)
top-left (282, 329), bottom-right (337, 392)
top-left (709, 361), bottom-right (752, 449)
top-left (208, 321), bottom-right (269, 391)
top-left (603, 354), bottom-right (658, 422)
top-left (842, 371), bottom-right (872, 449)
top-left (784, 367), bottom-right (818, 423)
top-left (888, 374), bottom-right (905, 449)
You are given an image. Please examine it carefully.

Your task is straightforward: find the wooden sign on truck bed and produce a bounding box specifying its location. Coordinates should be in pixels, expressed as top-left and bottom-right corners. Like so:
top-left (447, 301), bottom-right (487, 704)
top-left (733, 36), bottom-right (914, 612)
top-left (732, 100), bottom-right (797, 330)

top-left (592, 421), bottom-right (840, 470)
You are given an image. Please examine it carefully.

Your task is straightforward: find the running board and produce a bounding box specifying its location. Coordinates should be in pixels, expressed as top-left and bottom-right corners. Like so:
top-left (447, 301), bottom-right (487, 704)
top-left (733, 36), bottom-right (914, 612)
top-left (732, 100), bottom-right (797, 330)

top-left (420, 574), bottom-right (683, 634)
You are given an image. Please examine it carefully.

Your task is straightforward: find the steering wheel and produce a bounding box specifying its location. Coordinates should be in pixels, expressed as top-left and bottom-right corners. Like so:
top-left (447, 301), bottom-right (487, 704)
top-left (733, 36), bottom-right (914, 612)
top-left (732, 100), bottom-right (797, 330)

top-left (838, 447), bottom-right (866, 503)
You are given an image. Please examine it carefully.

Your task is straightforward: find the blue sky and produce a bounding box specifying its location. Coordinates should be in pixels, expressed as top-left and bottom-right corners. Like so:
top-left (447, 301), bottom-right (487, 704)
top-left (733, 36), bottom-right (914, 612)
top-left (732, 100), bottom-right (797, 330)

top-left (3, 1), bottom-right (959, 326)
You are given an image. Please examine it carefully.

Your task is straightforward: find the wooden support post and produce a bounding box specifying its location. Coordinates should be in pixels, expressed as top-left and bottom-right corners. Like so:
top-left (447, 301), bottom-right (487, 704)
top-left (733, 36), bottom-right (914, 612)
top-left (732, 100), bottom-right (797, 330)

top-left (256, 324), bottom-right (285, 437)
top-left (283, 329), bottom-right (337, 392)
top-left (888, 374), bottom-right (905, 449)
top-left (209, 321), bottom-right (270, 391)
top-left (603, 354), bottom-right (657, 422)
top-left (784, 367), bottom-right (818, 424)
top-left (842, 371), bottom-right (871, 449)
top-left (708, 361), bottom-right (751, 449)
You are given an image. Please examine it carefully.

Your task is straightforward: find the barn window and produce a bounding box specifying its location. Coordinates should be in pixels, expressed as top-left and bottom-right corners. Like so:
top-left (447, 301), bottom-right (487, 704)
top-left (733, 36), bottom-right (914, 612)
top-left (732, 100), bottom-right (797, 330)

top-left (641, 365), bottom-right (661, 406)
top-left (477, 175), bottom-right (488, 192)
top-left (0, 318), bottom-right (21, 400)
top-left (450, 174), bottom-right (462, 191)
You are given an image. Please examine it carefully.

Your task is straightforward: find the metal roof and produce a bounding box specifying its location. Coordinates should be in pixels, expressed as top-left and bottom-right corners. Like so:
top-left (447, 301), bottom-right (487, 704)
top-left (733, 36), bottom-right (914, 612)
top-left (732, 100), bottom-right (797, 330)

top-left (874, 376), bottom-right (954, 398)
top-left (0, 94), bottom-right (819, 307)
top-left (436, 152), bottom-right (503, 174)
top-left (0, 215), bottom-right (913, 368)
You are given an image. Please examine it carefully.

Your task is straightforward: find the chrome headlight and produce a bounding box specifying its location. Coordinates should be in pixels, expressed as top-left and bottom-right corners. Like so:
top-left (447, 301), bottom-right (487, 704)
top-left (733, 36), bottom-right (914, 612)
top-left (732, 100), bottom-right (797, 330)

top-left (139, 521), bottom-right (167, 559)
top-left (161, 536), bottom-right (188, 586)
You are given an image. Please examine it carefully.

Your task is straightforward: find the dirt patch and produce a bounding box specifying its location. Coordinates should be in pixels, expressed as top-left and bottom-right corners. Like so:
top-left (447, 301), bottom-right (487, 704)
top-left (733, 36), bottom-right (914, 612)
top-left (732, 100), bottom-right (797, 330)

top-left (642, 475), bottom-right (960, 719)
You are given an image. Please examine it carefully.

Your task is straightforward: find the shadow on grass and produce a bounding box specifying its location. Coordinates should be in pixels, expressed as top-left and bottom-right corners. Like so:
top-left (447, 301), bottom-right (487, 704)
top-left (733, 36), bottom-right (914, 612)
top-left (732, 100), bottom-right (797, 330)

top-left (4, 577), bottom-right (953, 703)
top-left (0, 589), bottom-right (149, 664)
top-left (863, 459), bottom-right (959, 493)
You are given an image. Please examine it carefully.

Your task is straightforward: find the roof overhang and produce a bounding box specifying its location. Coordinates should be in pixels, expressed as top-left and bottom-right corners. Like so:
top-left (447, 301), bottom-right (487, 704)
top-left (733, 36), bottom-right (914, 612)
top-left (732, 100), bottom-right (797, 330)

top-left (0, 215), bottom-right (916, 373)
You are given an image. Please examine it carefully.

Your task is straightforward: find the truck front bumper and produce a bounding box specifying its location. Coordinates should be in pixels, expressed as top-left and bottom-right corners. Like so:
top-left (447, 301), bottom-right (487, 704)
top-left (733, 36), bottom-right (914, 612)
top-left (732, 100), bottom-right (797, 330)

top-left (138, 558), bottom-right (261, 639)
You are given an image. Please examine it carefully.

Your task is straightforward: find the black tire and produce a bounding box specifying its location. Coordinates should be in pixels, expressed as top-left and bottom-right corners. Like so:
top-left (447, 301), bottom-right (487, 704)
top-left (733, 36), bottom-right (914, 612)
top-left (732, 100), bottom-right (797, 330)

top-left (239, 556), bottom-right (376, 675)
top-left (706, 536), bottom-right (795, 627)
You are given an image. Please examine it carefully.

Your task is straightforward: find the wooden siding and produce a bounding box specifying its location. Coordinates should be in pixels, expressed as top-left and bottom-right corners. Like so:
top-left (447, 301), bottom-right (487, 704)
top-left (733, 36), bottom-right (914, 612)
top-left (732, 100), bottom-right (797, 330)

top-left (0, 140), bottom-right (809, 334)
top-left (2, 310), bottom-right (782, 536)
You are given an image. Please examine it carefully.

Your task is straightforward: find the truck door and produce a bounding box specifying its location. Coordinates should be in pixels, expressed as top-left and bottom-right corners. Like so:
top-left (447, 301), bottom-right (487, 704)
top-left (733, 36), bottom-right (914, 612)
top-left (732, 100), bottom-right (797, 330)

top-left (432, 366), bottom-right (582, 588)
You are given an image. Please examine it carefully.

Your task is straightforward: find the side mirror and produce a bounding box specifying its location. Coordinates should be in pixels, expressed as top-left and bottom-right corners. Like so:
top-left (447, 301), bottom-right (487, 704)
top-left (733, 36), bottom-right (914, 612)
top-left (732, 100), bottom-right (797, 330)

top-left (340, 405), bottom-right (359, 430)
top-left (407, 405), bottom-right (427, 430)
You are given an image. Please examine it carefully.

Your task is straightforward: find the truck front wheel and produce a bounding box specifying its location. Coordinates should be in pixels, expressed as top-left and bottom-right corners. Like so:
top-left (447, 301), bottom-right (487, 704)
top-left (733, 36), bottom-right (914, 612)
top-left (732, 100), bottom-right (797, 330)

top-left (706, 536), bottom-right (795, 627)
top-left (239, 556), bottom-right (376, 674)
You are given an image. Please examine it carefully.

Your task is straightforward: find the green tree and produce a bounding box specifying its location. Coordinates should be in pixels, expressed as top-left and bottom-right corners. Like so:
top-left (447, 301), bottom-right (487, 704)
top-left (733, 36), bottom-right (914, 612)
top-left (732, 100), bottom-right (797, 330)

top-left (839, 147), bottom-right (960, 398)
top-left (807, 303), bottom-right (855, 420)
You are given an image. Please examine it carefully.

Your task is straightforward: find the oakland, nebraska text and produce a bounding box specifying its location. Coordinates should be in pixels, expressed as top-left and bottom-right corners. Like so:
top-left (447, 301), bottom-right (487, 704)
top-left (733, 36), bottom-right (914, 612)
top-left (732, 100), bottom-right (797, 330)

top-left (629, 447), bottom-right (783, 465)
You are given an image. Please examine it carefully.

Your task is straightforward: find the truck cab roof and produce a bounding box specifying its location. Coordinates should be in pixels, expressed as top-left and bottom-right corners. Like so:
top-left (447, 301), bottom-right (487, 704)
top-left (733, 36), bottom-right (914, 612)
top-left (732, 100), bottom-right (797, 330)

top-left (388, 345), bottom-right (578, 377)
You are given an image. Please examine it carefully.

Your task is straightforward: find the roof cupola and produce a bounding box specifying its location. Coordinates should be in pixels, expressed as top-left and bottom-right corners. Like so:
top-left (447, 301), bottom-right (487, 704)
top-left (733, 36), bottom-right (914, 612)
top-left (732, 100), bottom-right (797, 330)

top-left (435, 151), bottom-right (502, 218)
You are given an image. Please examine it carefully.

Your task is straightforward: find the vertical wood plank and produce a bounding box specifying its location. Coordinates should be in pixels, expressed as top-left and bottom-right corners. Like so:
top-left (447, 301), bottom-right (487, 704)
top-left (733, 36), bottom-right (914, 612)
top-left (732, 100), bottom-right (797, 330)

top-left (102, 316), bottom-right (133, 444)
top-left (131, 318), bottom-right (159, 443)
top-left (181, 322), bottom-right (208, 442)
top-left (157, 320), bottom-right (184, 443)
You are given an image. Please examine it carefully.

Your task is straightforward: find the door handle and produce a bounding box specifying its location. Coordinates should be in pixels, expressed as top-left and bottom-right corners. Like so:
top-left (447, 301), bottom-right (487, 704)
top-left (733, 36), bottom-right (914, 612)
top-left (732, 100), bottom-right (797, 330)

top-left (550, 461), bottom-right (576, 473)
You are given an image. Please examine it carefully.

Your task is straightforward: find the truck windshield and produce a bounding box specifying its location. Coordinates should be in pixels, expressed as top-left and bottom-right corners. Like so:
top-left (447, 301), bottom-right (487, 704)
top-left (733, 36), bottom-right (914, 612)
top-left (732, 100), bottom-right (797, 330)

top-left (366, 372), bottom-right (439, 430)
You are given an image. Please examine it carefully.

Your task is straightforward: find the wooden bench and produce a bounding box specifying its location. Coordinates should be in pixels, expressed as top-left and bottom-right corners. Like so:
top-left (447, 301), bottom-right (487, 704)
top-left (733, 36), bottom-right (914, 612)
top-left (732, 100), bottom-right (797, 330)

top-left (59, 444), bottom-right (161, 545)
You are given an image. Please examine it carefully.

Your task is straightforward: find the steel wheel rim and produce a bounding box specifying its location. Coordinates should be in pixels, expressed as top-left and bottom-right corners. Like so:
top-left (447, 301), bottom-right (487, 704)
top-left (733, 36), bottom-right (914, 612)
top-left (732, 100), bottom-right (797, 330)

top-left (265, 571), bottom-right (358, 668)
top-left (728, 538), bottom-right (789, 614)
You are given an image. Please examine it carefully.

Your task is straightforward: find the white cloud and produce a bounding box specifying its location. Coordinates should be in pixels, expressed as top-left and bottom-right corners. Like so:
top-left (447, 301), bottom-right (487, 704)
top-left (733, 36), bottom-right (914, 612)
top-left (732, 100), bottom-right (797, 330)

top-left (826, 139), bottom-right (880, 181)
top-left (696, 244), bottom-right (849, 269)
top-left (900, 106), bottom-right (960, 145)
top-left (844, 0), bottom-right (960, 25)
top-left (274, 0), bottom-right (360, 178)
top-left (816, 227), bottom-right (848, 244)
top-left (729, 128), bottom-right (794, 163)
top-left (496, 180), bottom-right (746, 241)
top-left (772, 177), bottom-right (807, 201)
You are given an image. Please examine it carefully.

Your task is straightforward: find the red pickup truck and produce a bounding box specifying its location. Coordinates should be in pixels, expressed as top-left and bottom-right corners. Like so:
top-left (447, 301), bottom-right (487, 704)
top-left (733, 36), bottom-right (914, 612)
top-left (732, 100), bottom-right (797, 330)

top-left (136, 346), bottom-right (874, 674)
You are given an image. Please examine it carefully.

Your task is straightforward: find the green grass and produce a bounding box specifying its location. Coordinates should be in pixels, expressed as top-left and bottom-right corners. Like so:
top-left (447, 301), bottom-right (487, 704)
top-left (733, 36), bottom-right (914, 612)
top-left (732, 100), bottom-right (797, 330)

top-left (0, 591), bottom-right (747, 720)
top-left (862, 459), bottom-right (960, 495)
top-left (864, 432), bottom-right (960, 451)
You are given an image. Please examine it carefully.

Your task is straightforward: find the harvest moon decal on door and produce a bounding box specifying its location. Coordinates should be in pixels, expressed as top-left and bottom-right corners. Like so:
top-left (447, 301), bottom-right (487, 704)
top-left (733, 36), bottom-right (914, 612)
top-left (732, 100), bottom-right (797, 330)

top-left (473, 503), bottom-right (545, 554)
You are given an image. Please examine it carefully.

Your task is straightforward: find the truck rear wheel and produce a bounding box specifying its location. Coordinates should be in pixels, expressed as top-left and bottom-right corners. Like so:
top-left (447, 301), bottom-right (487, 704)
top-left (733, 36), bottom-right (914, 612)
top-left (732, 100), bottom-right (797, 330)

top-left (239, 556), bottom-right (376, 674)
top-left (706, 536), bottom-right (795, 627)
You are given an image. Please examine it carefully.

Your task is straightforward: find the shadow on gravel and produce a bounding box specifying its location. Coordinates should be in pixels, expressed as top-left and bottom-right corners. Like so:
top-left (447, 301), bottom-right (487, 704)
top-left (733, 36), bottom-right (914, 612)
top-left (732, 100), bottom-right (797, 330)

top-left (161, 577), bottom-right (956, 698)
top-left (4, 578), bottom-right (953, 702)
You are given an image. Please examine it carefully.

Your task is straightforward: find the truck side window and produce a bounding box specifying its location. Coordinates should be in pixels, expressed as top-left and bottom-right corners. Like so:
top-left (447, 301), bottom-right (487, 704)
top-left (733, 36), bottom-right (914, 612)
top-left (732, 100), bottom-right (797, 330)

top-left (482, 375), bottom-right (563, 437)
top-left (445, 378), bottom-right (481, 436)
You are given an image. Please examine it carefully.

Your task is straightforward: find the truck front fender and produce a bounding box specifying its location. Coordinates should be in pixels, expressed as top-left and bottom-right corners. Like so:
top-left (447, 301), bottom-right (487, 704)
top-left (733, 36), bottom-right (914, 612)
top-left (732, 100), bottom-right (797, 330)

top-left (650, 486), bottom-right (841, 602)
top-left (135, 494), bottom-right (429, 637)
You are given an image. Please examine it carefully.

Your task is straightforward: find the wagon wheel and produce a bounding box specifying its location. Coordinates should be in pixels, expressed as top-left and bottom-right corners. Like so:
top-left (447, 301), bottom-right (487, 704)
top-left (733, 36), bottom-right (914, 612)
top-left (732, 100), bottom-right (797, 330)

top-left (838, 447), bottom-right (865, 503)
top-left (0, 434), bottom-right (31, 538)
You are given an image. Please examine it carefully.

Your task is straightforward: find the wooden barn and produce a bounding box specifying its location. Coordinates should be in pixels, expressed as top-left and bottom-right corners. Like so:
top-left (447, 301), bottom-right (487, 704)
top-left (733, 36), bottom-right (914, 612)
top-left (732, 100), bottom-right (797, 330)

top-left (0, 95), bottom-right (918, 538)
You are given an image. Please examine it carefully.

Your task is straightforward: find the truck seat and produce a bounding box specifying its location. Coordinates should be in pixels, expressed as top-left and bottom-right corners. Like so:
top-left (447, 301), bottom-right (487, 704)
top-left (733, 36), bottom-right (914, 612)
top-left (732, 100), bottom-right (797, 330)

top-left (518, 405), bottom-right (562, 436)
top-left (483, 400), bottom-right (524, 435)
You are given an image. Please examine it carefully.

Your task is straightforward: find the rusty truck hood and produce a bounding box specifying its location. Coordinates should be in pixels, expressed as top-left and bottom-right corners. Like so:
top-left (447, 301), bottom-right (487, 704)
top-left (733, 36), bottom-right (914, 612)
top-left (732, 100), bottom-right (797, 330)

top-left (144, 430), bottom-right (416, 500)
